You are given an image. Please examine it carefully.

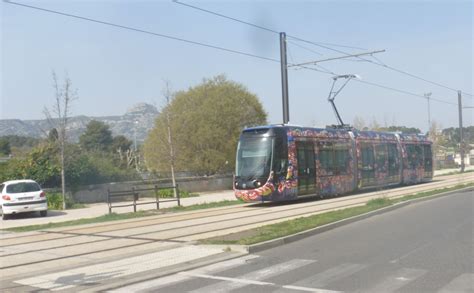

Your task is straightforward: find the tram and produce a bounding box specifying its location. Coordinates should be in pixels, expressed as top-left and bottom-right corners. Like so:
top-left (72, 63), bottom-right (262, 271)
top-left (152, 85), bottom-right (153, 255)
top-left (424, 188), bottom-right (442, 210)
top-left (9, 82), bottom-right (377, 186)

top-left (234, 125), bottom-right (433, 202)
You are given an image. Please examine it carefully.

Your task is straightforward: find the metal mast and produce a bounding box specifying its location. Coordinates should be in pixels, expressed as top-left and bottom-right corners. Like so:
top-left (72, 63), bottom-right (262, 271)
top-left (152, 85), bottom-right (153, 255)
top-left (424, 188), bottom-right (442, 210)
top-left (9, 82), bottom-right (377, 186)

top-left (280, 32), bottom-right (289, 124)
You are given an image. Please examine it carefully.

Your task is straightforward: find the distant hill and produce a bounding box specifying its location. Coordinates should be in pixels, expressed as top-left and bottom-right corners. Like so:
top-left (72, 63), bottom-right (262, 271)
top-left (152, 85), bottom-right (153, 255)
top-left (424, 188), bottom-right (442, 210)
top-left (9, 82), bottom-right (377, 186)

top-left (0, 103), bottom-right (159, 143)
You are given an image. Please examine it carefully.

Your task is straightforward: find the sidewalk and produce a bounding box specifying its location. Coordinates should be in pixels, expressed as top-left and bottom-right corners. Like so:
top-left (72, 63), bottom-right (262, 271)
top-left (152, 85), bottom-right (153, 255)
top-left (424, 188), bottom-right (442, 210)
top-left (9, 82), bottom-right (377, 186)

top-left (0, 190), bottom-right (236, 229)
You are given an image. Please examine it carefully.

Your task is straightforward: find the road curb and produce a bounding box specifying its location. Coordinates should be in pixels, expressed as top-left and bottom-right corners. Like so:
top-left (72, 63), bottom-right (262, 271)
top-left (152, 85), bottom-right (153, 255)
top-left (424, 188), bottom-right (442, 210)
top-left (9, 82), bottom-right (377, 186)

top-left (246, 186), bottom-right (473, 253)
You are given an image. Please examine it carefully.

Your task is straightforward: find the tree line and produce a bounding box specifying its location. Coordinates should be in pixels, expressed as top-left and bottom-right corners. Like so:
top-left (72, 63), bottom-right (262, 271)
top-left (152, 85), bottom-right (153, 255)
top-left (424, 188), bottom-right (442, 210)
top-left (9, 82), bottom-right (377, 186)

top-left (0, 120), bottom-right (139, 188)
top-left (0, 74), bottom-right (267, 190)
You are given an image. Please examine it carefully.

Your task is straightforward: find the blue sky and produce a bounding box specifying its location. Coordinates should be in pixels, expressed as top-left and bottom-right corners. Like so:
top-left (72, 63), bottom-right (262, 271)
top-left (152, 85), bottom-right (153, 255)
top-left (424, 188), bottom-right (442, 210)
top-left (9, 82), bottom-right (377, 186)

top-left (1, 0), bottom-right (473, 132)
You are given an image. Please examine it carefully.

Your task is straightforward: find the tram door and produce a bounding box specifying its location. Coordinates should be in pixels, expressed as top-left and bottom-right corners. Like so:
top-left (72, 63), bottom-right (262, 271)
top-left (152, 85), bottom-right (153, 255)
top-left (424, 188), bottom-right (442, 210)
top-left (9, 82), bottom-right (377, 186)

top-left (296, 141), bottom-right (316, 195)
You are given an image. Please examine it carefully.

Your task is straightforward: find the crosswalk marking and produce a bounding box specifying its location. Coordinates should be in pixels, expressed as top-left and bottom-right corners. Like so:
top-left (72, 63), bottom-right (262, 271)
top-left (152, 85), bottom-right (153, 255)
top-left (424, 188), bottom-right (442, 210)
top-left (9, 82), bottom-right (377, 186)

top-left (112, 255), bottom-right (260, 292)
top-left (366, 267), bottom-right (427, 292)
top-left (112, 259), bottom-right (471, 293)
top-left (180, 272), bottom-right (274, 286)
top-left (281, 285), bottom-right (342, 292)
top-left (438, 273), bottom-right (474, 293)
top-left (189, 258), bottom-right (316, 293)
top-left (288, 263), bottom-right (367, 288)
top-left (14, 245), bottom-right (224, 291)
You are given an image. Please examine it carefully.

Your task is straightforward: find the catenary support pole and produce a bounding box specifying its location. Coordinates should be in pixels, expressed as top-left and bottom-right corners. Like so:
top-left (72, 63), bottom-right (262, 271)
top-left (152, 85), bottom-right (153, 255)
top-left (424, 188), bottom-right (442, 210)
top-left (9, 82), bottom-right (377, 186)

top-left (280, 32), bottom-right (289, 124)
top-left (458, 91), bottom-right (465, 172)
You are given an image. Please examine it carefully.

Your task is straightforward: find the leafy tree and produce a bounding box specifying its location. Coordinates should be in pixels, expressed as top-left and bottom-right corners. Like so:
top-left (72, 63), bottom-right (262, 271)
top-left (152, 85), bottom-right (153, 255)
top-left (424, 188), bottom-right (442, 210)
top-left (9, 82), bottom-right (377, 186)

top-left (2, 143), bottom-right (61, 188)
top-left (144, 75), bottom-right (267, 175)
top-left (441, 126), bottom-right (474, 148)
top-left (0, 135), bottom-right (40, 148)
top-left (378, 126), bottom-right (422, 134)
top-left (48, 128), bottom-right (59, 142)
top-left (79, 120), bottom-right (113, 152)
top-left (112, 135), bottom-right (133, 153)
top-left (0, 138), bottom-right (11, 155)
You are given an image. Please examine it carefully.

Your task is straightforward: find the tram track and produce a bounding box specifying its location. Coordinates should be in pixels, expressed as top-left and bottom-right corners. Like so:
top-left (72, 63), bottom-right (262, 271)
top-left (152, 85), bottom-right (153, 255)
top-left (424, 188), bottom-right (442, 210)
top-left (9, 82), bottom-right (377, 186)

top-left (0, 173), bottom-right (471, 274)
top-left (2, 175), bottom-right (471, 249)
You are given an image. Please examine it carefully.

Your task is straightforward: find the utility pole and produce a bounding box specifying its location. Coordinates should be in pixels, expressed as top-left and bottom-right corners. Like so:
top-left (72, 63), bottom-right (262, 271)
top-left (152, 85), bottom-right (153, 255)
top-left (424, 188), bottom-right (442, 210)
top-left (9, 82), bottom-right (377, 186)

top-left (280, 32), bottom-right (289, 124)
top-left (458, 90), bottom-right (465, 172)
top-left (424, 92), bottom-right (432, 135)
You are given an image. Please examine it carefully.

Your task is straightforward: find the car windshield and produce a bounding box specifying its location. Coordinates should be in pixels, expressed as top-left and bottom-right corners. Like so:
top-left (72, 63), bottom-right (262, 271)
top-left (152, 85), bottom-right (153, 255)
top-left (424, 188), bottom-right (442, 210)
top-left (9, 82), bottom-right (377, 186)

top-left (236, 136), bottom-right (273, 179)
top-left (6, 182), bottom-right (41, 193)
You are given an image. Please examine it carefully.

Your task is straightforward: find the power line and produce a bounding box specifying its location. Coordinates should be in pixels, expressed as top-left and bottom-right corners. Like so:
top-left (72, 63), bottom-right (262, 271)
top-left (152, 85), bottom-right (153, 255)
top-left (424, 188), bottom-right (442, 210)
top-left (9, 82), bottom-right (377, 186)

top-left (174, 0), bottom-right (473, 98)
top-left (172, 0), bottom-right (368, 51)
top-left (5, 0), bottom-right (459, 107)
top-left (287, 40), bottom-right (323, 56)
top-left (355, 79), bottom-right (458, 106)
top-left (4, 0), bottom-right (280, 63)
top-left (300, 66), bottom-right (457, 106)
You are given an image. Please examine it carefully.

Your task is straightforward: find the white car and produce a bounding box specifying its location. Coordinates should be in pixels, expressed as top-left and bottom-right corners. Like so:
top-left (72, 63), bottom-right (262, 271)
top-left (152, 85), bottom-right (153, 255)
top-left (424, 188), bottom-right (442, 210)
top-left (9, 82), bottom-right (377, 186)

top-left (1, 179), bottom-right (48, 220)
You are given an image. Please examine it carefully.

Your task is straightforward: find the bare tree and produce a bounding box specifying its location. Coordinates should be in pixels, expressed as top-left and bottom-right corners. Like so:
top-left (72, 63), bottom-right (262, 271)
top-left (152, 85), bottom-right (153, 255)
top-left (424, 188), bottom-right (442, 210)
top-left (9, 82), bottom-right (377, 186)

top-left (162, 80), bottom-right (178, 198)
top-left (44, 71), bottom-right (77, 210)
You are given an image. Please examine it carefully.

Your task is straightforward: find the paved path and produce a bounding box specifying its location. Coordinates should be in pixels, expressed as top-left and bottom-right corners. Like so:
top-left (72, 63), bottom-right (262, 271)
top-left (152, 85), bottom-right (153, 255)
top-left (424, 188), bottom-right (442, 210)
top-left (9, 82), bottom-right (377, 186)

top-left (0, 173), bottom-right (472, 292)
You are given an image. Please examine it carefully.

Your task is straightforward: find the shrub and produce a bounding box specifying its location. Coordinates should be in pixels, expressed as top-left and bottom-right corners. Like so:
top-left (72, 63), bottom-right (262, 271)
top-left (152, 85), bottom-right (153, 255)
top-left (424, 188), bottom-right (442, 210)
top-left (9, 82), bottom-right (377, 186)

top-left (46, 192), bottom-right (83, 210)
top-left (156, 188), bottom-right (195, 198)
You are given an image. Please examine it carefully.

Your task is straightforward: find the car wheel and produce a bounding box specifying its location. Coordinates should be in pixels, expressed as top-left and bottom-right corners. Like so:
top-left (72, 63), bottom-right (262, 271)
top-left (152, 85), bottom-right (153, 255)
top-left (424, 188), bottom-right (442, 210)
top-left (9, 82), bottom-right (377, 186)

top-left (2, 213), bottom-right (9, 220)
top-left (40, 210), bottom-right (47, 217)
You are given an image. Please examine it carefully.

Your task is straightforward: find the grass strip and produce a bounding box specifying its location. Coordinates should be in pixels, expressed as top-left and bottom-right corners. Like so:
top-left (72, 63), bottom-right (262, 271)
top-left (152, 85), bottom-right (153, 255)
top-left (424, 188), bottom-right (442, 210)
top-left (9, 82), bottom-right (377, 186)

top-left (4, 200), bottom-right (243, 233)
top-left (200, 183), bottom-right (473, 246)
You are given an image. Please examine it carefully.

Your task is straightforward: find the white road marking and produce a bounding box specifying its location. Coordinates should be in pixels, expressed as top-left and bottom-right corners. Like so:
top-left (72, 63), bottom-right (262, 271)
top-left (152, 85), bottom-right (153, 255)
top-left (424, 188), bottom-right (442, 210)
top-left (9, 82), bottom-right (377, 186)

top-left (282, 284), bottom-right (342, 292)
top-left (367, 267), bottom-right (427, 292)
top-left (290, 263), bottom-right (367, 288)
top-left (189, 258), bottom-right (316, 293)
top-left (438, 273), bottom-right (474, 293)
top-left (112, 254), bottom-right (260, 292)
top-left (180, 272), bottom-right (274, 286)
top-left (180, 271), bottom-right (340, 293)
top-left (14, 245), bottom-right (224, 291)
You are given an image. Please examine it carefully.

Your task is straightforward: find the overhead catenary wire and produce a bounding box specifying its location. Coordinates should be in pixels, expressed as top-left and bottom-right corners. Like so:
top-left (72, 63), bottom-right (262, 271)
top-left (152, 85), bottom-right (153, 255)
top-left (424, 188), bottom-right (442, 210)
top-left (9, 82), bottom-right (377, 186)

top-left (173, 0), bottom-right (473, 98)
top-left (299, 66), bottom-right (458, 106)
top-left (172, 0), bottom-right (368, 51)
top-left (4, 0), bottom-right (280, 64)
top-left (4, 0), bottom-right (458, 107)
top-left (287, 40), bottom-right (323, 56)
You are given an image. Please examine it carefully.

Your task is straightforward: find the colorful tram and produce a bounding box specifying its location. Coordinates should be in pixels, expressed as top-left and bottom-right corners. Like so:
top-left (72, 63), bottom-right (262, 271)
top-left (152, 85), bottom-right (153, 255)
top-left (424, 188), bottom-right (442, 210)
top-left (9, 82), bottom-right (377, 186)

top-left (234, 125), bottom-right (433, 202)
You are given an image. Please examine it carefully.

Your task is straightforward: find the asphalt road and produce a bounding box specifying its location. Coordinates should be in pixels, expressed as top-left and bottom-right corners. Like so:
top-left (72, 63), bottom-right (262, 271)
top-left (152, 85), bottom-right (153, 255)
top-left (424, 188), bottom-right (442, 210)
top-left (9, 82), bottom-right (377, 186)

top-left (119, 188), bottom-right (474, 293)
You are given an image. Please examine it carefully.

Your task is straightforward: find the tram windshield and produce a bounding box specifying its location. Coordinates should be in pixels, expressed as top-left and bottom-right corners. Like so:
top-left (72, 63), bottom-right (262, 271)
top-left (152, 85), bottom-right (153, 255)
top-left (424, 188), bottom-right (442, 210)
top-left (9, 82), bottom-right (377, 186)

top-left (235, 136), bottom-right (273, 179)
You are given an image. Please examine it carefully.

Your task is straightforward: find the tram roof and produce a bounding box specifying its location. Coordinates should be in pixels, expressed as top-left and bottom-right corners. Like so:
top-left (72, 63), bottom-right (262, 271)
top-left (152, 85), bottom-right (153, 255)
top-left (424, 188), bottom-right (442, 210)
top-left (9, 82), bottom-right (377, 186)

top-left (243, 124), bottom-right (431, 143)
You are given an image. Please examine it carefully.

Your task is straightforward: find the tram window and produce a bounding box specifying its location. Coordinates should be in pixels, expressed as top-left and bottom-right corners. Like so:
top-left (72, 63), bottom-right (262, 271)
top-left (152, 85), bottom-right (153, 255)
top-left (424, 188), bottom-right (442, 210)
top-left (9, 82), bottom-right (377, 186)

top-left (335, 149), bottom-right (348, 171)
top-left (406, 144), bottom-right (415, 168)
top-left (406, 144), bottom-right (423, 169)
top-left (272, 136), bottom-right (288, 175)
top-left (423, 145), bottom-right (433, 171)
top-left (361, 144), bottom-right (375, 179)
top-left (318, 142), bottom-right (349, 175)
top-left (388, 144), bottom-right (399, 176)
top-left (375, 144), bottom-right (387, 173)
top-left (318, 142), bottom-right (333, 173)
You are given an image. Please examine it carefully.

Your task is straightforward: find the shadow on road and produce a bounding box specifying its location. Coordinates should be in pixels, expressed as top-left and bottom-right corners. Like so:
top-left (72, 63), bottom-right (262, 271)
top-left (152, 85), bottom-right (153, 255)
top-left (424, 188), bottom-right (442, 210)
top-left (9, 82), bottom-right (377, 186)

top-left (3, 210), bottom-right (66, 220)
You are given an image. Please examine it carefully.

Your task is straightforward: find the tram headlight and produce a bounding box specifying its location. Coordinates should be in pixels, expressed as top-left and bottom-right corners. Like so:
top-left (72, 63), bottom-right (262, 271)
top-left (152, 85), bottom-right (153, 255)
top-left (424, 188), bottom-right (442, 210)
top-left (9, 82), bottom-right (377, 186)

top-left (253, 180), bottom-right (262, 187)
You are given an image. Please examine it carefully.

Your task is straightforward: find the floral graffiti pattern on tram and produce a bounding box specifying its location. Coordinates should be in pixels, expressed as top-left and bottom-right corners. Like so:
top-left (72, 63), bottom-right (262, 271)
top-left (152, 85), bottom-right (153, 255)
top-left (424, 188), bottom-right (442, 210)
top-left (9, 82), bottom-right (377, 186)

top-left (399, 133), bottom-right (432, 184)
top-left (234, 172), bottom-right (276, 202)
top-left (287, 127), bottom-right (355, 197)
top-left (315, 140), bottom-right (356, 196)
top-left (353, 131), bottom-right (401, 188)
